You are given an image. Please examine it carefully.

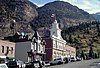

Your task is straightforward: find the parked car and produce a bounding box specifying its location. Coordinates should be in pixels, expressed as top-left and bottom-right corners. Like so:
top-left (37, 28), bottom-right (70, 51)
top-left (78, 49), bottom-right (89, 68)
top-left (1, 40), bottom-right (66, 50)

top-left (0, 63), bottom-right (8, 68)
top-left (63, 57), bottom-right (69, 63)
top-left (76, 57), bottom-right (81, 61)
top-left (16, 60), bottom-right (26, 68)
top-left (25, 61), bottom-right (43, 68)
top-left (39, 61), bottom-right (45, 66)
top-left (0, 56), bottom-right (8, 63)
top-left (6, 60), bottom-right (19, 68)
top-left (50, 58), bottom-right (64, 65)
top-left (70, 57), bottom-right (76, 62)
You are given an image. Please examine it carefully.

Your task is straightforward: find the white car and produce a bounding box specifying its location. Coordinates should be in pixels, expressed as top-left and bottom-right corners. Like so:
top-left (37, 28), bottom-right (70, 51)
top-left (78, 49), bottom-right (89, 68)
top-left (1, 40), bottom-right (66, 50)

top-left (0, 64), bottom-right (8, 68)
top-left (70, 57), bottom-right (76, 62)
top-left (50, 58), bottom-right (64, 65)
top-left (0, 56), bottom-right (8, 63)
top-left (39, 61), bottom-right (45, 66)
top-left (16, 60), bottom-right (26, 68)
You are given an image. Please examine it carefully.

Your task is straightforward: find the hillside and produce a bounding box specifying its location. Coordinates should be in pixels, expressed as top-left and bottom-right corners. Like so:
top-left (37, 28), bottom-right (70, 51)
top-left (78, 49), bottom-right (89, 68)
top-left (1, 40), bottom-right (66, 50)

top-left (32, 1), bottom-right (95, 28)
top-left (62, 21), bottom-right (100, 57)
top-left (92, 12), bottom-right (100, 21)
top-left (0, 0), bottom-right (38, 39)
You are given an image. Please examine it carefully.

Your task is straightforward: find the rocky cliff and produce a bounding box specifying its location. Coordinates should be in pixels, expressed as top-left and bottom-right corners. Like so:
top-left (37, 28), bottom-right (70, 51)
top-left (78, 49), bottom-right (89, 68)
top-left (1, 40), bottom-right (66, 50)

top-left (0, 0), bottom-right (38, 39)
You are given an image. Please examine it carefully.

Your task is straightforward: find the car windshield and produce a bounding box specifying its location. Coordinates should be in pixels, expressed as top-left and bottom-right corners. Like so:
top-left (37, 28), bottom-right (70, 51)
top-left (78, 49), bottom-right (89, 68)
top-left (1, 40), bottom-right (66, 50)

top-left (71, 57), bottom-right (74, 59)
top-left (0, 58), bottom-right (5, 63)
top-left (17, 60), bottom-right (23, 63)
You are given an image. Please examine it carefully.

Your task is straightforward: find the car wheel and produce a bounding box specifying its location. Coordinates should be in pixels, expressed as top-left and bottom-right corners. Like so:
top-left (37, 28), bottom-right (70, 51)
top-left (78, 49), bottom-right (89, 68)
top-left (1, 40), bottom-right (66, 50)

top-left (58, 62), bottom-right (62, 65)
top-left (50, 63), bottom-right (53, 66)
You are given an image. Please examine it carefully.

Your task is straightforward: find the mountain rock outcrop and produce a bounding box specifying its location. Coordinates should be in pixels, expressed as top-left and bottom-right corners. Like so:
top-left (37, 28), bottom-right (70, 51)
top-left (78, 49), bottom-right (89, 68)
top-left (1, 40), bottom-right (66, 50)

top-left (0, 0), bottom-right (38, 39)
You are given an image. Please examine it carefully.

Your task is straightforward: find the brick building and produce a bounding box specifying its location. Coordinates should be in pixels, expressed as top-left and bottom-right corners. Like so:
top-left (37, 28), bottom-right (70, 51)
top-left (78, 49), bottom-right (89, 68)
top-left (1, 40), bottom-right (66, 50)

top-left (0, 30), bottom-right (45, 62)
top-left (65, 45), bottom-right (76, 58)
top-left (38, 19), bottom-right (66, 62)
top-left (0, 40), bottom-right (15, 58)
top-left (37, 15), bottom-right (76, 62)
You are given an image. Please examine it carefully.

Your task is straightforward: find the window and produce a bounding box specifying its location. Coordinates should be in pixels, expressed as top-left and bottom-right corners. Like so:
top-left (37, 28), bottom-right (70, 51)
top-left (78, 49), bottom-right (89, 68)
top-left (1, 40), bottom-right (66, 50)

top-left (34, 43), bottom-right (37, 51)
top-left (38, 44), bottom-right (40, 51)
top-left (56, 41), bottom-right (57, 48)
top-left (2, 46), bottom-right (4, 53)
top-left (53, 40), bottom-right (56, 48)
top-left (6, 46), bottom-right (9, 54)
top-left (11, 47), bottom-right (13, 54)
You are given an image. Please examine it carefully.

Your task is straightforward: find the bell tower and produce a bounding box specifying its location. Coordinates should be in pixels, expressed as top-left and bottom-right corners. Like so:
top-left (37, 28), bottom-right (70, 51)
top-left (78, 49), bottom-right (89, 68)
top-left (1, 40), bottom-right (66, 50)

top-left (50, 14), bottom-right (62, 39)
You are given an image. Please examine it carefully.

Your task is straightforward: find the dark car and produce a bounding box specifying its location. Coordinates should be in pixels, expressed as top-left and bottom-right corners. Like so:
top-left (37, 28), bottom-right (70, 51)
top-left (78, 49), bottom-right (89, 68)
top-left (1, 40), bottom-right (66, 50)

top-left (76, 57), bottom-right (81, 61)
top-left (25, 61), bottom-right (43, 68)
top-left (6, 61), bottom-right (19, 68)
top-left (70, 57), bottom-right (76, 62)
top-left (63, 57), bottom-right (69, 63)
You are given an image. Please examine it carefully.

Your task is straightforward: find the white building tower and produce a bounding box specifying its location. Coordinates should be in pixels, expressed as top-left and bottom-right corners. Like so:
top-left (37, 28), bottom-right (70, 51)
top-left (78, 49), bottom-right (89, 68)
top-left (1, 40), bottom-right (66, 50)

top-left (50, 14), bottom-right (62, 39)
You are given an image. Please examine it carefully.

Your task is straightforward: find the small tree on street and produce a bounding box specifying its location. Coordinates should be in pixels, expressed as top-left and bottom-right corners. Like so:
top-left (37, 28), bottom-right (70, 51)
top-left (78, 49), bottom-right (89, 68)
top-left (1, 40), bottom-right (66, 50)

top-left (81, 50), bottom-right (85, 60)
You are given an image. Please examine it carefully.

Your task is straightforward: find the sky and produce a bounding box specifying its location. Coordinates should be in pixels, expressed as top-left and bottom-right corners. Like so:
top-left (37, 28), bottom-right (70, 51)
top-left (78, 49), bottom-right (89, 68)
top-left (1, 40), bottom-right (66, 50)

top-left (29, 0), bottom-right (100, 14)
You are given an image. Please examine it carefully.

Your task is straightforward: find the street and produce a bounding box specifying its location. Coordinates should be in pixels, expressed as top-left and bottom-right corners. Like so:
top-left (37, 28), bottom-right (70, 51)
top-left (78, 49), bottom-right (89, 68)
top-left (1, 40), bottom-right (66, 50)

top-left (44, 59), bottom-right (100, 68)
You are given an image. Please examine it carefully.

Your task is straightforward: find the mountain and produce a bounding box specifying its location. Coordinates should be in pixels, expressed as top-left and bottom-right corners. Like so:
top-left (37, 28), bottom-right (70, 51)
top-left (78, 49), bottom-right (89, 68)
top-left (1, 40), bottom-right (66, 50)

top-left (32, 1), bottom-right (95, 28)
top-left (62, 21), bottom-right (100, 56)
top-left (92, 12), bottom-right (100, 21)
top-left (0, 0), bottom-right (38, 39)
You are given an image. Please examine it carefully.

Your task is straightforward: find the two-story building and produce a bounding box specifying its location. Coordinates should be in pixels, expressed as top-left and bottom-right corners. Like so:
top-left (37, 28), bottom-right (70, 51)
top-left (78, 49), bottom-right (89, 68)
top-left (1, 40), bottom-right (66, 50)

top-left (0, 40), bottom-right (15, 58)
top-left (38, 19), bottom-right (66, 62)
top-left (37, 14), bottom-right (76, 62)
top-left (65, 45), bottom-right (76, 58)
top-left (27, 30), bottom-right (46, 62)
top-left (0, 30), bottom-right (45, 62)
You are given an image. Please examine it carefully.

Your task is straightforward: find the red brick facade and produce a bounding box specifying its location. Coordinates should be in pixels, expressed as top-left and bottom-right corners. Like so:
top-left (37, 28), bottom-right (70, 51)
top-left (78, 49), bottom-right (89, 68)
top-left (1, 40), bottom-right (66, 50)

top-left (43, 38), bottom-right (53, 62)
top-left (0, 40), bottom-right (15, 57)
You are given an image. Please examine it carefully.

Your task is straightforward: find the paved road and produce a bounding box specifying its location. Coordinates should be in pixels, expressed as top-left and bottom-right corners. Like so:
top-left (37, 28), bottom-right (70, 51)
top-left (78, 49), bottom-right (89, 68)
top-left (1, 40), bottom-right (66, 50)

top-left (44, 59), bottom-right (100, 68)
